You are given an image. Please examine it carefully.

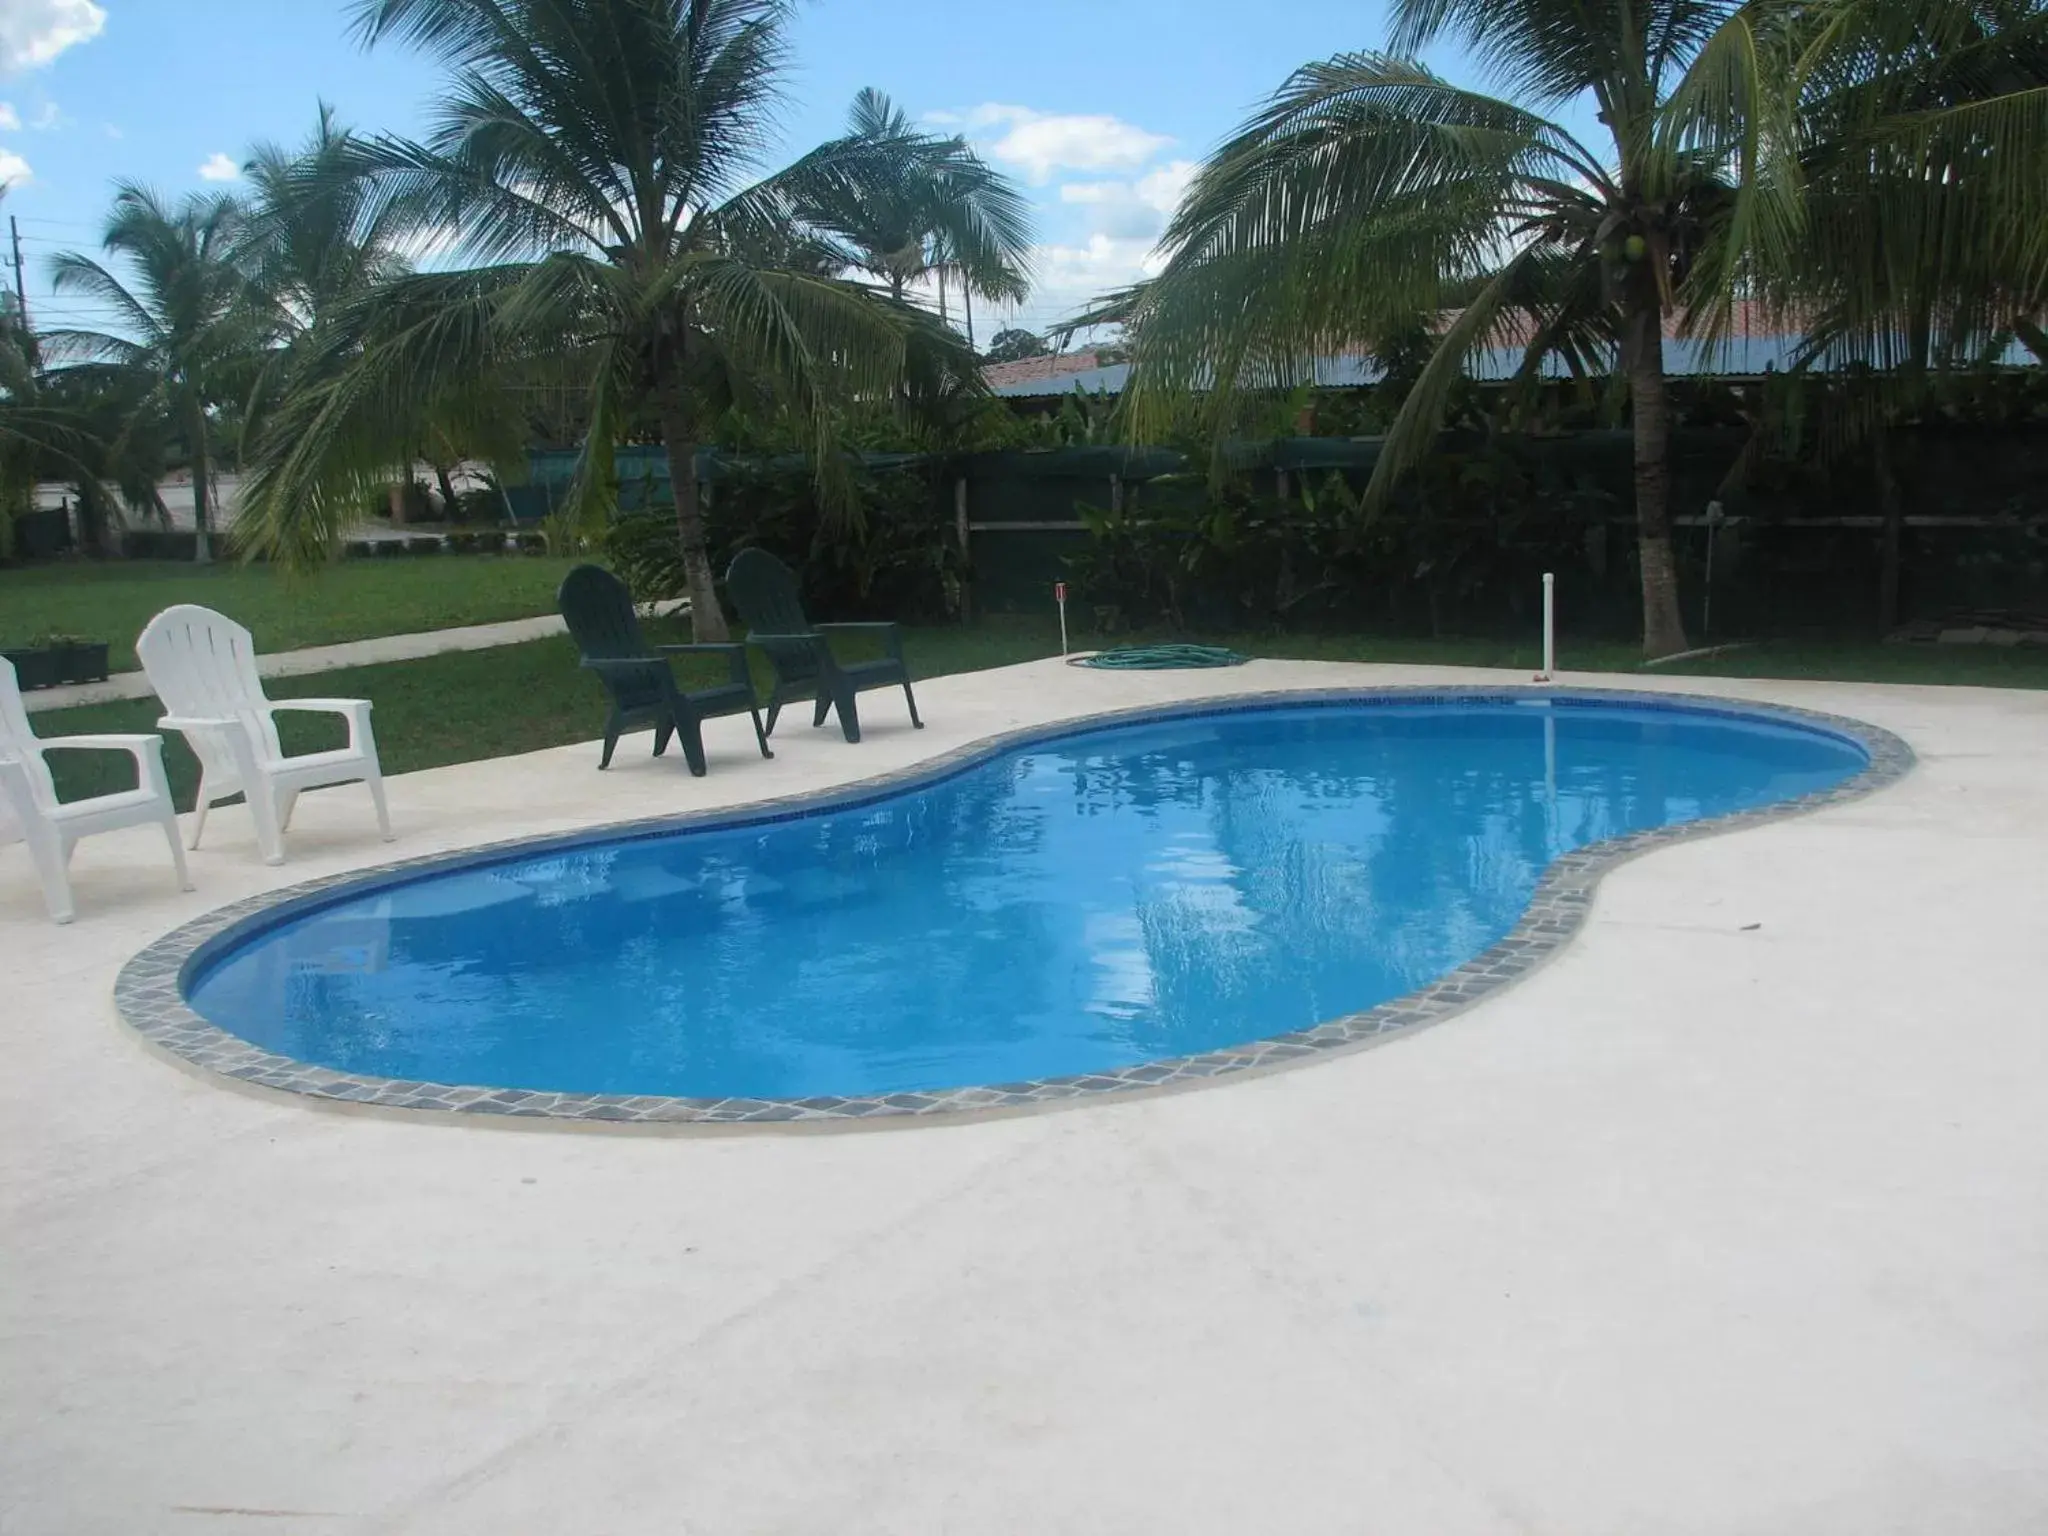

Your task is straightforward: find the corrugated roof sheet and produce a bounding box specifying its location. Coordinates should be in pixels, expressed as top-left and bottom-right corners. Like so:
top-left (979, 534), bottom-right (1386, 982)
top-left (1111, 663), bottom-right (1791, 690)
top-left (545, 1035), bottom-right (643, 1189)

top-left (987, 330), bottom-right (2034, 397)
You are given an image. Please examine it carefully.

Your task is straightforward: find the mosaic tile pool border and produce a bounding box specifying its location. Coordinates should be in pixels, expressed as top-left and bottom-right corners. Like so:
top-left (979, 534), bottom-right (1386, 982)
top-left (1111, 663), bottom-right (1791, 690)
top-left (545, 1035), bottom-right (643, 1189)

top-left (113, 686), bottom-right (1915, 1128)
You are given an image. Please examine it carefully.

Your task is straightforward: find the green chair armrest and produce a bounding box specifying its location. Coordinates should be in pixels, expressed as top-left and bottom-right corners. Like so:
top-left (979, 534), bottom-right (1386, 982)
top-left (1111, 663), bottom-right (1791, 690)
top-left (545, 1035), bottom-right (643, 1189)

top-left (656, 642), bottom-right (753, 690)
top-left (814, 621), bottom-right (905, 662)
top-left (742, 631), bottom-right (826, 646)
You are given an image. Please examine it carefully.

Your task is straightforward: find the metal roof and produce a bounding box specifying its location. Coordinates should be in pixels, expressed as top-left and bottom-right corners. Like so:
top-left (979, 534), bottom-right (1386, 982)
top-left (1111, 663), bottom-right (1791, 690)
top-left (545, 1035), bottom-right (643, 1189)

top-left (987, 336), bottom-right (2036, 398)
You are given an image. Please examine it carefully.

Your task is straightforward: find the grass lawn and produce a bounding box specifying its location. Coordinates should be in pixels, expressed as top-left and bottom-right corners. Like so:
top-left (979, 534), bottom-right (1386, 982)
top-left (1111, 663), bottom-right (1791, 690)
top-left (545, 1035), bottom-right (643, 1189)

top-left (0, 555), bottom-right (580, 670)
top-left (30, 614), bottom-right (2048, 812)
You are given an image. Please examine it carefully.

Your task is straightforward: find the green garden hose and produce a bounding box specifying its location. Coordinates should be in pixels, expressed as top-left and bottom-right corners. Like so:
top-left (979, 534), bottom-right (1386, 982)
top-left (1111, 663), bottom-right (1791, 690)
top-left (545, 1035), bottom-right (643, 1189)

top-left (1069, 644), bottom-right (1251, 670)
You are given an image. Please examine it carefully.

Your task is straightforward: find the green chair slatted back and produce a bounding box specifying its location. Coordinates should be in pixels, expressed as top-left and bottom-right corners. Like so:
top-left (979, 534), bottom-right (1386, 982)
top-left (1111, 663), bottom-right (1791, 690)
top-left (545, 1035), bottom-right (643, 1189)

top-left (725, 548), bottom-right (822, 684)
top-left (723, 547), bottom-right (924, 744)
top-left (558, 565), bottom-right (666, 715)
top-left (556, 563), bottom-right (772, 774)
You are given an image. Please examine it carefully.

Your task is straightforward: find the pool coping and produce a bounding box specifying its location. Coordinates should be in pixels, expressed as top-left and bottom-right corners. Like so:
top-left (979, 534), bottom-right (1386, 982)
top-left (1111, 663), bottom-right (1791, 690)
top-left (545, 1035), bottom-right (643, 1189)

top-left (113, 685), bottom-right (1915, 1128)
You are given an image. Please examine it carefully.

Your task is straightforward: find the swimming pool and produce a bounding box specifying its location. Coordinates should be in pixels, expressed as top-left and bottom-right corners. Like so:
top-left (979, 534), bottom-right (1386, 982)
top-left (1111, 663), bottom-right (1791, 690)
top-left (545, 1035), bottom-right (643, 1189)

top-left (153, 691), bottom-right (1893, 1120)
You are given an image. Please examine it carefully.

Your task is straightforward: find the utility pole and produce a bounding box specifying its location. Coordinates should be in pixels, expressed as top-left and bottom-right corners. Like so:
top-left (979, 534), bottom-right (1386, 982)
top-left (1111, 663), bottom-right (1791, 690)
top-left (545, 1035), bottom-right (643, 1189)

top-left (9, 216), bottom-right (27, 327)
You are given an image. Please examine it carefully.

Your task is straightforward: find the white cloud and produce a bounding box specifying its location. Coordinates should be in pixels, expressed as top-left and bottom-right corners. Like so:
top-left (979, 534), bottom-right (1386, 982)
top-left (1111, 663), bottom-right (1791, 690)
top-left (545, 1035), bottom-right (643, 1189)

top-left (30, 99), bottom-right (58, 130)
top-left (983, 233), bottom-right (1169, 335)
top-left (0, 0), bottom-right (106, 73)
top-left (1135, 160), bottom-right (1198, 213)
top-left (953, 103), bottom-right (1173, 184)
top-left (0, 147), bottom-right (32, 186)
top-left (101, 120), bottom-right (117, 138)
top-left (1058, 158), bottom-right (1198, 240)
top-left (0, 103), bottom-right (17, 131)
top-left (197, 152), bottom-right (240, 182)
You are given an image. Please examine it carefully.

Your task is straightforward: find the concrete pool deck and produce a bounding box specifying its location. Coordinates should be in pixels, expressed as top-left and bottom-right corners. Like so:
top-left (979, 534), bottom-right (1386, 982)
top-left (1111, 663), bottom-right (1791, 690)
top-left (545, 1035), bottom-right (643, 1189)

top-left (3, 659), bottom-right (2045, 1534)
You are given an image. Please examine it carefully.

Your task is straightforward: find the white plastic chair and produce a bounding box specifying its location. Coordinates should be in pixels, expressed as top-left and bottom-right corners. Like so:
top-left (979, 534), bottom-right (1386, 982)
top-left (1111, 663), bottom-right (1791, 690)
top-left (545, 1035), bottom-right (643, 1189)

top-left (136, 604), bottom-right (393, 867)
top-left (1, 656), bottom-right (192, 924)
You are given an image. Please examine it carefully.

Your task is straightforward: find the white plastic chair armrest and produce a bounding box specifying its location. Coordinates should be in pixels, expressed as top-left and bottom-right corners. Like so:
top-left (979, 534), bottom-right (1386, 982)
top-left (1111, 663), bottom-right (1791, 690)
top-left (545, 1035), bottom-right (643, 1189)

top-left (31, 732), bottom-right (168, 761)
top-left (266, 697), bottom-right (374, 717)
top-left (32, 733), bottom-right (174, 802)
top-left (265, 698), bottom-right (376, 753)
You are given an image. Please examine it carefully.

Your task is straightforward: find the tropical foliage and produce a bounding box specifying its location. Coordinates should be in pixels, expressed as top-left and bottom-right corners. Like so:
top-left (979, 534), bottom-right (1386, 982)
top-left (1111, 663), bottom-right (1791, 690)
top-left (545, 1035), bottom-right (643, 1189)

top-left (44, 186), bottom-right (258, 562)
top-left (1107, 0), bottom-right (2048, 657)
top-left (228, 0), bottom-right (1013, 640)
top-left (794, 86), bottom-right (1032, 333)
top-left (984, 327), bottom-right (1053, 364)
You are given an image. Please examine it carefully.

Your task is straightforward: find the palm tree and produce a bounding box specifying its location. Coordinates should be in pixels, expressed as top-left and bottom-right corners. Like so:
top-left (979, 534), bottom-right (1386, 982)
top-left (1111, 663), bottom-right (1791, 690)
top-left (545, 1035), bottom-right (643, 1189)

top-left (237, 105), bottom-right (501, 517)
top-left (1785, 0), bottom-right (2048, 367)
top-left (1111, 1), bottom-right (1835, 657)
top-left (237, 0), bottom-right (988, 641)
top-left (47, 185), bottom-right (256, 563)
top-left (1768, 0), bottom-right (2048, 628)
top-left (241, 105), bottom-right (414, 342)
top-left (1116, 1), bottom-right (2048, 657)
top-left (797, 88), bottom-right (1033, 327)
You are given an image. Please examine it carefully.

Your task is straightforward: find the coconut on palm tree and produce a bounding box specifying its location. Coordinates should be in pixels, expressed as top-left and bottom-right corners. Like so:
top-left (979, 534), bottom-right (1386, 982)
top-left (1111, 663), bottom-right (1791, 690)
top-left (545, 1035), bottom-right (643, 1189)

top-left (237, 0), bottom-right (991, 641)
top-left (46, 185), bottom-right (257, 563)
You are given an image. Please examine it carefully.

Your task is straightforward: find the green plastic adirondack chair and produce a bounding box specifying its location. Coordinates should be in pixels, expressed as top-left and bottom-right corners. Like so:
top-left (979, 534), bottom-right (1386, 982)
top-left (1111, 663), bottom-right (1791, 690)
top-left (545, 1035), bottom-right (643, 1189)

top-left (724, 548), bottom-right (924, 744)
top-left (557, 564), bottom-right (771, 775)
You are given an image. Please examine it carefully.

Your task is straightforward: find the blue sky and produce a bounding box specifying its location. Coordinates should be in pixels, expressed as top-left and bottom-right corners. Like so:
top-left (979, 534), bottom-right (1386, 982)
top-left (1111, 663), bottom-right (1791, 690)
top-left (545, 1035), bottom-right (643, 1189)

top-left (0, 0), bottom-right (1513, 340)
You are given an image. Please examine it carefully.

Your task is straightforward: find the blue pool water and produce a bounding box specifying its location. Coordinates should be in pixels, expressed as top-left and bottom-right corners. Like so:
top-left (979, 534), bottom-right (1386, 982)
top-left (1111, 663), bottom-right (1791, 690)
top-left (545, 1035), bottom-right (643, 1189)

top-left (185, 699), bottom-right (1867, 1100)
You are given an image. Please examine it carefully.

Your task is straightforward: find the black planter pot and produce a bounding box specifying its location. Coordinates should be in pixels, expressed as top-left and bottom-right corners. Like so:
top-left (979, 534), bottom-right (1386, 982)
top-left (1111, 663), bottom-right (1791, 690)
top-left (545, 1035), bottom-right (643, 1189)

top-left (2, 642), bottom-right (110, 690)
top-left (55, 642), bottom-right (110, 685)
top-left (2, 646), bottom-right (64, 690)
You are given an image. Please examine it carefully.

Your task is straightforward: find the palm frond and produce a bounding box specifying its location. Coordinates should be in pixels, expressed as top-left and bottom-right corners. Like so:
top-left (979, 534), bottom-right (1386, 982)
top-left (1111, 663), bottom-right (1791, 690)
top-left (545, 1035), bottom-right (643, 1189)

top-left (235, 263), bottom-right (565, 564)
top-left (1121, 55), bottom-right (1581, 443)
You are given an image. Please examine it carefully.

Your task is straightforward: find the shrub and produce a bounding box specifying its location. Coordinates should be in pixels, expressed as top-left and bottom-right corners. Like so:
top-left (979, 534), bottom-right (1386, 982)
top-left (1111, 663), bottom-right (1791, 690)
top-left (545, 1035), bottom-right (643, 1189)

top-left (601, 462), bottom-right (959, 622)
top-left (120, 529), bottom-right (201, 561)
top-left (516, 531), bottom-right (549, 555)
top-left (448, 487), bottom-right (505, 526)
top-left (605, 512), bottom-right (688, 602)
top-left (1064, 442), bottom-right (1614, 636)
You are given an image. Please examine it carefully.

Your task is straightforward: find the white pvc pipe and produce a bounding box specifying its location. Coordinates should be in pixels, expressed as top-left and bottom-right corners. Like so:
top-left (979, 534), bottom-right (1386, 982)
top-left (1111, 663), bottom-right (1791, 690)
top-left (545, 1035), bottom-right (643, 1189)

top-left (1544, 710), bottom-right (1558, 812)
top-left (1056, 582), bottom-right (1070, 658)
top-left (1538, 572), bottom-right (1555, 681)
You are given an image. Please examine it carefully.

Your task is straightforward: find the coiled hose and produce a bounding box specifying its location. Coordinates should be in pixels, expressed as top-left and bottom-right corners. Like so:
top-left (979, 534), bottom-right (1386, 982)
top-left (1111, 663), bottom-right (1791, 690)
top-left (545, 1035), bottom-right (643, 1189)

top-left (1068, 644), bottom-right (1250, 670)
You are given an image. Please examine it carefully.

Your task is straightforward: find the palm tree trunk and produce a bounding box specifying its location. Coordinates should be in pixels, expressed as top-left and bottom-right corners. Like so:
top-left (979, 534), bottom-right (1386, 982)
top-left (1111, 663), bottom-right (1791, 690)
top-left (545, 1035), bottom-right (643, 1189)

top-left (1622, 296), bottom-right (1687, 658)
top-left (657, 393), bottom-right (729, 642)
top-left (190, 409), bottom-right (213, 565)
top-left (433, 460), bottom-right (460, 520)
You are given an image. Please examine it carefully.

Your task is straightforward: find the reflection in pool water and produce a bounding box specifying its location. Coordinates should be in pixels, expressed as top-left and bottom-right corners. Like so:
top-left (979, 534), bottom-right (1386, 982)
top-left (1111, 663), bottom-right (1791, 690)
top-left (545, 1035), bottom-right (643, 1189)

top-left (185, 700), bottom-right (1868, 1099)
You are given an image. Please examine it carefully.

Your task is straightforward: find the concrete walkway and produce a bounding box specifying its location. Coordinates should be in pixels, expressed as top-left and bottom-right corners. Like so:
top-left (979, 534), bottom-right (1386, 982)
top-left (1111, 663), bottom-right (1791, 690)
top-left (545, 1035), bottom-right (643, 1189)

top-left (3, 660), bottom-right (2045, 1534)
top-left (20, 614), bottom-right (572, 714)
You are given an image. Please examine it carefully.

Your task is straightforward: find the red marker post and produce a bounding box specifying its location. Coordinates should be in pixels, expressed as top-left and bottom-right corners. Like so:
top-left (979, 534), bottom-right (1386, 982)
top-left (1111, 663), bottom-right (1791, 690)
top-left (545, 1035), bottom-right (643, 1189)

top-left (1054, 581), bottom-right (1069, 657)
